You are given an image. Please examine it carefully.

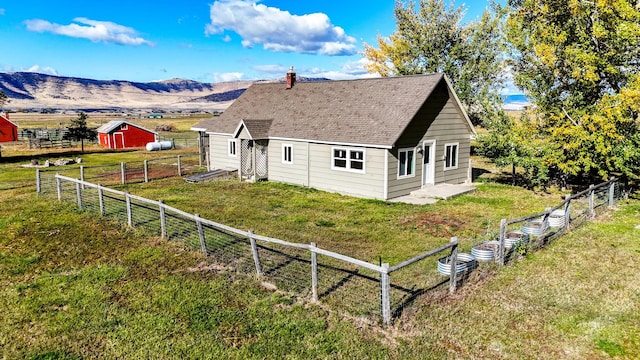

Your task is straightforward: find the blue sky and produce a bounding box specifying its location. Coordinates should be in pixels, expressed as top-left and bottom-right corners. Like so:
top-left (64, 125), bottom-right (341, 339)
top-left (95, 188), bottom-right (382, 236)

top-left (0, 0), bottom-right (503, 85)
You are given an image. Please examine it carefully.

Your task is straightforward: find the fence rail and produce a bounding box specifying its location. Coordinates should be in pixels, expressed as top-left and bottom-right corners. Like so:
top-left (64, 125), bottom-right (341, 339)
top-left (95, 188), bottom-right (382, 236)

top-left (48, 173), bottom-right (621, 325)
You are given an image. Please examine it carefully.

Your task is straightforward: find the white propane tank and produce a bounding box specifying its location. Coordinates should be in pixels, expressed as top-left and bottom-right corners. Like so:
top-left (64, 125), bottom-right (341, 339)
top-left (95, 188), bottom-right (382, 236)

top-left (146, 141), bottom-right (173, 151)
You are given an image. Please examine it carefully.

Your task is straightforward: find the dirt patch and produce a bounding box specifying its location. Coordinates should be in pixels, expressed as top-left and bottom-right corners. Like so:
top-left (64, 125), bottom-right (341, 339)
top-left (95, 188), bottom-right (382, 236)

top-left (400, 213), bottom-right (466, 237)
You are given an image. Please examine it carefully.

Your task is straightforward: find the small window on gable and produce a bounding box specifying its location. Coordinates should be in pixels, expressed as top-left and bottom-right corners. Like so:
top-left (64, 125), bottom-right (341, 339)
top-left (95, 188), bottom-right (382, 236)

top-left (444, 143), bottom-right (459, 170)
top-left (282, 144), bottom-right (293, 164)
top-left (398, 148), bottom-right (415, 178)
top-left (121, 124), bottom-right (128, 130)
top-left (228, 139), bottom-right (237, 157)
top-left (332, 147), bottom-right (365, 173)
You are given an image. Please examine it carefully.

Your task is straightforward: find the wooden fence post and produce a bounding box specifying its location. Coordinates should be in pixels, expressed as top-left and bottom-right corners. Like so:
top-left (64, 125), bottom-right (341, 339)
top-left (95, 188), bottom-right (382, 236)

top-left (311, 242), bottom-right (318, 302)
top-left (564, 194), bottom-right (571, 230)
top-left (159, 200), bottom-right (167, 239)
top-left (380, 263), bottom-right (391, 325)
top-left (98, 185), bottom-right (105, 216)
top-left (144, 160), bottom-right (149, 183)
top-left (498, 219), bottom-right (506, 265)
top-left (449, 237), bottom-right (458, 293)
top-left (56, 174), bottom-right (62, 201)
top-left (121, 162), bottom-right (126, 185)
top-left (608, 181), bottom-right (615, 207)
top-left (125, 192), bottom-right (132, 227)
top-left (196, 214), bottom-right (207, 255)
top-left (76, 182), bottom-right (82, 209)
top-left (249, 230), bottom-right (262, 276)
top-left (36, 169), bottom-right (41, 194)
top-left (177, 155), bottom-right (182, 177)
top-left (588, 184), bottom-right (595, 218)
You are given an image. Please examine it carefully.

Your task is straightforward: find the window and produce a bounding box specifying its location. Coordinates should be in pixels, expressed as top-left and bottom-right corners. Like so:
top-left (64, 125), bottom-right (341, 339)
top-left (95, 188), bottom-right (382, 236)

top-left (398, 148), bottom-right (415, 178)
top-left (228, 139), bottom-right (237, 156)
top-left (332, 147), bottom-right (365, 173)
top-left (444, 143), bottom-right (459, 170)
top-left (282, 144), bottom-right (293, 164)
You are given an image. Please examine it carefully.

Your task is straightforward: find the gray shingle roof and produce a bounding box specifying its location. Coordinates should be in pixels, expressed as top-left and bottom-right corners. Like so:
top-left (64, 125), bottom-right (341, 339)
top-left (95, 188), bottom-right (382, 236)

top-left (193, 73), bottom-right (465, 147)
top-left (97, 120), bottom-right (157, 134)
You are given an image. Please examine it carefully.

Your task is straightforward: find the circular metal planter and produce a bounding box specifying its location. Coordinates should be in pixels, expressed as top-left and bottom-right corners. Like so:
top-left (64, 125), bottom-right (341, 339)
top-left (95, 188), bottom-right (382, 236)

top-left (437, 253), bottom-right (477, 276)
top-left (548, 209), bottom-right (566, 228)
top-left (471, 241), bottom-right (500, 262)
top-left (505, 230), bottom-right (529, 249)
top-left (522, 219), bottom-right (547, 237)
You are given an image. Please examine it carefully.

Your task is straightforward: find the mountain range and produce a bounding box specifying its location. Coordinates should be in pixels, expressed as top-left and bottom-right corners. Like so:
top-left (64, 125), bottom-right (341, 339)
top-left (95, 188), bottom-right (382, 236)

top-left (0, 72), bottom-right (528, 112)
top-left (0, 72), bottom-right (326, 112)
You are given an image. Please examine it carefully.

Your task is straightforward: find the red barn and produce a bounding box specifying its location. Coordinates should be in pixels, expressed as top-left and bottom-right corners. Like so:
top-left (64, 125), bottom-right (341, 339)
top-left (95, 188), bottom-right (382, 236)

top-left (97, 120), bottom-right (157, 149)
top-left (0, 112), bottom-right (18, 143)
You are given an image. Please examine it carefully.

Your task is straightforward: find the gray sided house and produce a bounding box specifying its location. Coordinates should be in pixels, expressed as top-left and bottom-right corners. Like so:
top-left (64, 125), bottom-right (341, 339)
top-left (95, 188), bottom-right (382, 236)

top-left (192, 72), bottom-right (475, 201)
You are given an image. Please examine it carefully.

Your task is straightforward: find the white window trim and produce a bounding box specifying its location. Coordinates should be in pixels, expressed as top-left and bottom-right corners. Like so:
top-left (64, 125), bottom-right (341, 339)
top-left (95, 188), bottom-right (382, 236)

top-left (397, 147), bottom-right (416, 179)
top-left (331, 146), bottom-right (366, 174)
top-left (282, 143), bottom-right (293, 164)
top-left (228, 139), bottom-right (237, 157)
top-left (444, 142), bottom-right (459, 170)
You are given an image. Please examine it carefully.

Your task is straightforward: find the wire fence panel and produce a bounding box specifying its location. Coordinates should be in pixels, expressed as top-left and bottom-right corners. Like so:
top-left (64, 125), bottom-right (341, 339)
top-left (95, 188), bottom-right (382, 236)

top-left (315, 255), bottom-right (382, 319)
top-left (257, 243), bottom-right (312, 295)
top-left (83, 164), bottom-right (124, 186)
top-left (48, 174), bottom-right (623, 325)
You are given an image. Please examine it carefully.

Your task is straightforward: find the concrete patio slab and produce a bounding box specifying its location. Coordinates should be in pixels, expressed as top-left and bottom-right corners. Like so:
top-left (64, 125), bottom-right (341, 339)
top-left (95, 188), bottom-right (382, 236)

top-left (388, 183), bottom-right (476, 205)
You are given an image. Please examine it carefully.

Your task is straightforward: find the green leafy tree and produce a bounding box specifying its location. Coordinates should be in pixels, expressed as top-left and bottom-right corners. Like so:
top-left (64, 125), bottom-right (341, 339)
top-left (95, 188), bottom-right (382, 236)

top-left (505, 0), bottom-right (640, 182)
top-left (64, 112), bottom-right (97, 153)
top-left (364, 0), bottom-right (507, 126)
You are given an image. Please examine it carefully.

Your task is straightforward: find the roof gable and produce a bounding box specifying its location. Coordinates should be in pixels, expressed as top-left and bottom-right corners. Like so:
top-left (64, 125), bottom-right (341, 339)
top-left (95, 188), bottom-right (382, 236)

top-left (0, 112), bottom-right (18, 128)
top-left (233, 119), bottom-right (273, 139)
top-left (193, 74), bottom-right (473, 147)
top-left (97, 120), bottom-right (157, 135)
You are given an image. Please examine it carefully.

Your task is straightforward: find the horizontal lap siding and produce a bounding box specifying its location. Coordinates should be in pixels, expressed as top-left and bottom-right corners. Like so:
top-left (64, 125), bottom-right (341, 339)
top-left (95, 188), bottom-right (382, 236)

top-left (268, 140), bottom-right (309, 186)
top-left (209, 134), bottom-right (238, 170)
top-left (427, 100), bottom-right (471, 185)
top-left (309, 143), bottom-right (385, 199)
top-left (387, 84), bottom-right (472, 199)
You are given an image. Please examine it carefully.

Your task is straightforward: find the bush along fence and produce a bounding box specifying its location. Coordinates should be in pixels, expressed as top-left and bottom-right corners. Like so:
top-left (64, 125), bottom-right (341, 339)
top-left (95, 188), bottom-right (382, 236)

top-left (36, 153), bottom-right (204, 194)
top-left (48, 174), bottom-right (622, 325)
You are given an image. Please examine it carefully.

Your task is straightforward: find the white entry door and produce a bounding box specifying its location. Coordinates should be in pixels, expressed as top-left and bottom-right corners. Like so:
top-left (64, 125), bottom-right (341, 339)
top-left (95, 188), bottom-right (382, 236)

top-left (423, 140), bottom-right (436, 186)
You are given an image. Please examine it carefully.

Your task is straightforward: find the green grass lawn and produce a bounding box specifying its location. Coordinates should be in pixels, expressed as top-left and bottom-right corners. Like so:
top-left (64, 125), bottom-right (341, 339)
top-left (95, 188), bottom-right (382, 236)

top-left (1, 149), bottom-right (638, 359)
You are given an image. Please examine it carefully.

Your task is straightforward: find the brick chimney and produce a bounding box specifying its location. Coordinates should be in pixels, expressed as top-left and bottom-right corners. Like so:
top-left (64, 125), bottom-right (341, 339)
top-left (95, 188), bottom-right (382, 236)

top-left (286, 66), bottom-right (296, 89)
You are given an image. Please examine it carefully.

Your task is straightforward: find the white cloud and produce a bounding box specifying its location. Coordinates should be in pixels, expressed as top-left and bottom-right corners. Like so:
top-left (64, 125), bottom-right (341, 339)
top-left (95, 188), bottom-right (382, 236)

top-left (213, 72), bottom-right (244, 82)
top-left (251, 58), bottom-right (379, 81)
top-left (205, 0), bottom-right (357, 56)
top-left (27, 65), bottom-right (59, 76)
top-left (24, 17), bottom-right (155, 46)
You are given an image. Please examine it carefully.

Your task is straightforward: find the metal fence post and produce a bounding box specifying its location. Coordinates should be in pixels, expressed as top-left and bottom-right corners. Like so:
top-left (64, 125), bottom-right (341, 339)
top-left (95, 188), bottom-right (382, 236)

top-left (196, 214), bottom-right (207, 256)
top-left (98, 184), bottom-right (105, 216)
top-left (177, 155), bottom-right (182, 177)
top-left (608, 181), bottom-right (615, 207)
top-left (311, 242), bottom-right (318, 302)
top-left (121, 162), bottom-right (126, 185)
top-left (36, 169), bottom-right (41, 194)
top-left (588, 184), bottom-right (595, 218)
top-left (159, 200), bottom-right (167, 239)
top-left (80, 166), bottom-right (85, 189)
top-left (498, 219), bottom-right (506, 265)
top-left (125, 192), bottom-right (132, 227)
top-left (56, 174), bottom-right (62, 201)
top-left (76, 182), bottom-right (82, 209)
top-left (380, 263), bottom-right (391, 325)
top-left (249, 230), bottom-right (262, 276)
top-left (144, 160), bottom-right (149, 183)
top-left (449, 237), bottom-right (458, 293)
